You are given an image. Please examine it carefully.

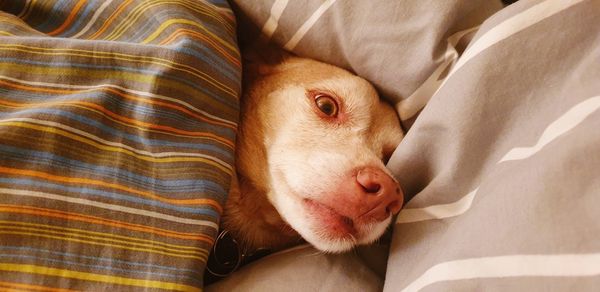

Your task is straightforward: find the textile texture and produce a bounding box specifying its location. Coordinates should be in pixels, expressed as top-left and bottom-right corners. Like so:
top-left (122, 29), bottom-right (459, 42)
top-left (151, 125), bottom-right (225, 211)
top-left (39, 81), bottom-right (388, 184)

top-left (231, 0), bottom-right (503, 123)
top-left (386, 0), bottom-right (600, 290)
top-left (0, 0), bottom-right (240, 290)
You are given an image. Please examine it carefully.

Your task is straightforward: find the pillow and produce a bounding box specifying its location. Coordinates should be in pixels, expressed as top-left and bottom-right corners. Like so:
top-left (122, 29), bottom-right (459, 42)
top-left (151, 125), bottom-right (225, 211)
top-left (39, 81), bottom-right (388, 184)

top-left (206, 244), bottom-right (387, 292)
top-left (232, 0), bottom-right (503, 125)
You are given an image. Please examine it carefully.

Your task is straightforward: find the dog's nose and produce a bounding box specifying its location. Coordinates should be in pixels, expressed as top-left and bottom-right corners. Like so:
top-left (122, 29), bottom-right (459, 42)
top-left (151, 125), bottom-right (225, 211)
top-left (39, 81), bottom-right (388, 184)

top-left (356, 167), bottom-right (403, 221)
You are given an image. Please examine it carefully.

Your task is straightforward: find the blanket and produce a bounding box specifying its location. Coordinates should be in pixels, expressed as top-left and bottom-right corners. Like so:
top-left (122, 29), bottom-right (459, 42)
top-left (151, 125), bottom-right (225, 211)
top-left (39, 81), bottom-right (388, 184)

top-left (0, 0), bottom-right (240, 290)
top-left (386, 0), bottom-right (600, 290)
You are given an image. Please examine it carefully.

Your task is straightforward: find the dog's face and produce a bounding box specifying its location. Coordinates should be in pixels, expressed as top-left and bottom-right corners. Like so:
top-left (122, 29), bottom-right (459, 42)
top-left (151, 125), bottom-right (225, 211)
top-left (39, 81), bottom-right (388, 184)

top-left (239, 55), bottom-right (404, 252)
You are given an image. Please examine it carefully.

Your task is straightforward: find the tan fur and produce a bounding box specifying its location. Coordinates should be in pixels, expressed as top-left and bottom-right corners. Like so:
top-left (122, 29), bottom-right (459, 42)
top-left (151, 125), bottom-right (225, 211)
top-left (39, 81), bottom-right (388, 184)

top-left (221, 49), bottom-right (404, 253)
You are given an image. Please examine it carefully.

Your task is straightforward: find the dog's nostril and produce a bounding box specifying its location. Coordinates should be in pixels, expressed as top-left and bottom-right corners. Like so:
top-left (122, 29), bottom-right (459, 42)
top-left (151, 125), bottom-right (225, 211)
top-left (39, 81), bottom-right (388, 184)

top-left (356, 168), bottom-right (383, 194)
top-left (364, 183), bottom-right (381, 193)
top-left (386, 200), bottom-right (401, 215)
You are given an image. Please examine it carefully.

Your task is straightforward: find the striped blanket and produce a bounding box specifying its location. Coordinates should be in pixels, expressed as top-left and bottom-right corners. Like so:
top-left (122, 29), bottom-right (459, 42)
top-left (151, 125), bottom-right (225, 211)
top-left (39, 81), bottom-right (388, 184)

top-left (0, 0), bottom-right (239, 291)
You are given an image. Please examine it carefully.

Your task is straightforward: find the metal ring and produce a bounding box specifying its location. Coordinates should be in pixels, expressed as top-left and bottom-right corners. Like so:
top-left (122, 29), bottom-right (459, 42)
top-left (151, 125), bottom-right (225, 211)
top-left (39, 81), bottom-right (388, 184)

top-left (206, 230), bottom-right (243, 277)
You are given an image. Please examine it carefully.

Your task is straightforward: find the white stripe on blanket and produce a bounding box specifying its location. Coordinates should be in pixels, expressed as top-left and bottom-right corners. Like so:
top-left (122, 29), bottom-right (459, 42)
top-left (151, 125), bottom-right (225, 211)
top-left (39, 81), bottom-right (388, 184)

top-left (260, 0), bottom-right (289, 40)
top-left (397, 27), bottom-right (479, 121)
top-left (283, 0), bottom-right (338, 51)
top-left (397, 95), bottom-right (600, 224)
top-left (500, 95), bottom-right (600, 162)
top-left (396, 189), bottom-right (478, 224)
top-left (401, 253), bottom-right (600, 292)
top-left (438, 0), bottom-right (586, 95)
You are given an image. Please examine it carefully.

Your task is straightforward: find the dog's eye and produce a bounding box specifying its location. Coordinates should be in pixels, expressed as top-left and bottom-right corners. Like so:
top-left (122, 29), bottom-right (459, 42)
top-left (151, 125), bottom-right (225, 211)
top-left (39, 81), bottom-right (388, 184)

top-left (314, 94), bottom-right (338, 117)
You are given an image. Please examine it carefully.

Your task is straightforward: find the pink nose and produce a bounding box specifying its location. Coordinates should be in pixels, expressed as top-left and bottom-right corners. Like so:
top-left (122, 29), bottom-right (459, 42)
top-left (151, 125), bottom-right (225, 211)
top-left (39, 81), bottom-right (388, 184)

top-left (355, 167), bottom-right (403, 221)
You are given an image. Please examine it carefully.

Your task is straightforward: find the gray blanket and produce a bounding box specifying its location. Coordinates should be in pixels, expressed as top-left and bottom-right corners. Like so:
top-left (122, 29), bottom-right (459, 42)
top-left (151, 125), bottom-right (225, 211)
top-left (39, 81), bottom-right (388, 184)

top-left (387, 0), bottom-right (600, 290)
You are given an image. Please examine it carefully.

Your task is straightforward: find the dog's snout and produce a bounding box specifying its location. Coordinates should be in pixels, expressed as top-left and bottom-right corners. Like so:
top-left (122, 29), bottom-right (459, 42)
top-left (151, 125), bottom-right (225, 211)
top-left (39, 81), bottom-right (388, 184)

top-left (356, 167), bottom-right (403, 221)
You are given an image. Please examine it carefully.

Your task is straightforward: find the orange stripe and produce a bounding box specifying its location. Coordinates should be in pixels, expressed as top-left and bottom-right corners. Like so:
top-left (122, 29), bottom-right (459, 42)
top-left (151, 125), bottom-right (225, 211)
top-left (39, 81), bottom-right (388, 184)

top-left (0, 78), bottom-right (234, 129)
top-left (0, 281), bottom-right (77, 292)
top-left (0, 205), bottom-right (214, 243)
top-left (0, 166), bottom-right (223, 211)
top-left (103, 87), bottom-right (237, 130)
top-left (0, 81), bottom-right (235, 148)
top-left (0, 78), bottom-right (236, 130)
top-left (47, 0), bottom-right (88, 36)
top-left (0, 98), bottom-right (234, 148)
top-left (87, 0), bottom-right (134, 40)
top-left (160, 28), bottom-right (240, 66)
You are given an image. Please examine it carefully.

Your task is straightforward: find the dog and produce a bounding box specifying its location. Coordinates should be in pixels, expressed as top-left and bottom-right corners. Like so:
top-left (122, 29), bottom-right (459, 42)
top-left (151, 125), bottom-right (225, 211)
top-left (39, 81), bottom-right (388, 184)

top-left (219, 47), bottom-right (404, 260)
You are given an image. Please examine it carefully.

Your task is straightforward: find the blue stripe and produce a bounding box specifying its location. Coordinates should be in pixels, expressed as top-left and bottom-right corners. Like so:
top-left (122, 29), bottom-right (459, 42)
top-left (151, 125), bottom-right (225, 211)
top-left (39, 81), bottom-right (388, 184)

top-left (0, 106), bottom-right (234, 159)
top-left (0, 177), bottom-right (220, 216)
top-left (173, 40), bottom-right (239, 81)
top-left (60, 0), bottom-right (101, 37)
top-left (0, 87), bottom-right (237, 139)
top-left (0, 57), bottom-right (238, 109)
top-left (120, 10), bottom-right (241, 82)
top-left (33, 0), bottom-right (70, 32)
top-left (0, 254), bottom-right (200, 284)
top-left (0, 246), bottom-right (201, 274)
top-left (0, 144), bottom-right (227, 193)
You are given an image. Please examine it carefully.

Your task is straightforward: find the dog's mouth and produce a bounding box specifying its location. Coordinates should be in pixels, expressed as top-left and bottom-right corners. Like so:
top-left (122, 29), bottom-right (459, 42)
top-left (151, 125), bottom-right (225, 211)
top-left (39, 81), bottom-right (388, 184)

top-left (270, 167), bottom-right (396, 252)
top-left (302, 199), bottom-right (357, 238)
top-left (299, 197), bottom-right (391, 252)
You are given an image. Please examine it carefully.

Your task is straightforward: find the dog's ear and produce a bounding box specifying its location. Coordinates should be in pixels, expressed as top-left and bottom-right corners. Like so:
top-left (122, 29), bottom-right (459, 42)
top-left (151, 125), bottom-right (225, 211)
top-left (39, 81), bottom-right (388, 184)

top-left (242, 41), bottom-right (293, 76)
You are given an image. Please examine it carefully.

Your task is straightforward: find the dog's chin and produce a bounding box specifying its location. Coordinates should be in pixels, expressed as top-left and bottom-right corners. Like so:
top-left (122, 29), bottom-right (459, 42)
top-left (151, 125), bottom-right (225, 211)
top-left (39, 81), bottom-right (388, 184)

top-left (271, 192), bottom-right (391, 253)
top-left (301, 199), bottom-right (392, 252)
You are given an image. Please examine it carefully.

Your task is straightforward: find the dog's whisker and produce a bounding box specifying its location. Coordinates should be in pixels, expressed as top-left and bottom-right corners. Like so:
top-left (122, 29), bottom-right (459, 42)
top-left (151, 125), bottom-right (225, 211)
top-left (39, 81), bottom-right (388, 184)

top-left (304, 250), bottom-right (326, 258)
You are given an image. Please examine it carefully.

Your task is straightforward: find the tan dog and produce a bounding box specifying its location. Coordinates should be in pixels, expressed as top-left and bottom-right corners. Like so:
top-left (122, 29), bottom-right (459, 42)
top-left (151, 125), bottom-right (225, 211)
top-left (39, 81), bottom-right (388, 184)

top-left (222, 49), bottom-right (404, 254)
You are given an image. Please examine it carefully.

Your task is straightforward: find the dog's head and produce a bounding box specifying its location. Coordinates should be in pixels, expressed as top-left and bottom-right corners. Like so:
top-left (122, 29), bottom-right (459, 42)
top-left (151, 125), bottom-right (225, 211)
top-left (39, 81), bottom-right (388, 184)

top-left (238, 52), bottom-right (404, 252)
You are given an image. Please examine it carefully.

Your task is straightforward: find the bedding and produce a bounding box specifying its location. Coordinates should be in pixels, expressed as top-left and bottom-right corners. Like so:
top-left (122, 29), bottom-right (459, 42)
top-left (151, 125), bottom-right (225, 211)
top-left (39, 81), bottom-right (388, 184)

top-left (232, 0), bottom-right (503, 122)
top-left (386, 0), bottom-right (600, 290)
top-left (0, 0), bottom-right (240, 290)
top-left (1, 0), bottom-right (599, 291)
